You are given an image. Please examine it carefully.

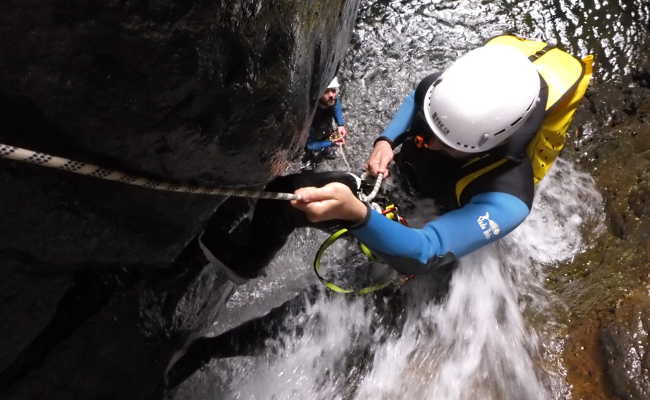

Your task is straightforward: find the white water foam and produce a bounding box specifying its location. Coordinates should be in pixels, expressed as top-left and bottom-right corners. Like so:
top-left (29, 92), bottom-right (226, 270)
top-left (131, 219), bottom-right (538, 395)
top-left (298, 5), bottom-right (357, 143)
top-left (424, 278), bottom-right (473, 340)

top-left (200, 157), bottom-right (604, 400)
top-left (225, 293), bottom-right (372, 400)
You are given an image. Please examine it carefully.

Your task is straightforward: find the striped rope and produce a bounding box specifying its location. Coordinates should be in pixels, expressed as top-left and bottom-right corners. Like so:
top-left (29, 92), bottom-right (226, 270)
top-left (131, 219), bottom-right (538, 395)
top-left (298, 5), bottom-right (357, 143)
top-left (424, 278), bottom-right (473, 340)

top-left (0, 143), bottom-right (300, 201)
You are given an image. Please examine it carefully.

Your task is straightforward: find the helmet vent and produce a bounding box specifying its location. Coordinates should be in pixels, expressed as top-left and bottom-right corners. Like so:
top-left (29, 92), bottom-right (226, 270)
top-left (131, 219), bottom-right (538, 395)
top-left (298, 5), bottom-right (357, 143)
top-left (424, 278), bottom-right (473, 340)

top-left (494, 128), bottom-right (507, 136)
top-left (433, 78), bottom-right (443, 87)
top-left (478, 133), bottom-right (490, 147)
top-left (432, 112), bottom-right (450, 135)
top-left (525, 96), bottom-right (537, 111)
top-left (510, 116), bottom-right (523, 126)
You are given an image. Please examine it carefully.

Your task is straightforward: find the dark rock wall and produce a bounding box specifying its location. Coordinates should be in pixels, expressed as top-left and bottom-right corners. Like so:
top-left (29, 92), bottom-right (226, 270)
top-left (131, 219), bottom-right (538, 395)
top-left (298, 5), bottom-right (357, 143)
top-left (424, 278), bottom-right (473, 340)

top-left (0, 1), bottom-right (361, 398)
top-left (1, 0), bottom-right (357, 266)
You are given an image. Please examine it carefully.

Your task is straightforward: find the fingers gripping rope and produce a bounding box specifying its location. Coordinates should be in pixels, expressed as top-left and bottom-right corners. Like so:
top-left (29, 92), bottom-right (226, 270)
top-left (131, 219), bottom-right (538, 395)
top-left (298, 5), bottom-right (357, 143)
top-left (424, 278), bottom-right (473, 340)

top-left (0, 143), bottom-right (301, 201)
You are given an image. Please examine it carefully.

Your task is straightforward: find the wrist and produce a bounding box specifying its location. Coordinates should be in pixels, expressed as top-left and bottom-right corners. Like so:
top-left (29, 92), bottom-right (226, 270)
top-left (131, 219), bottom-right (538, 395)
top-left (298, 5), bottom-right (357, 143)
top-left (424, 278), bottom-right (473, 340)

top-left (346, 198), bottom-right (368, 223)
top-left (349, 202), bottom-right (371, 229)
top-left (373, 136), bottom-right (394, 149)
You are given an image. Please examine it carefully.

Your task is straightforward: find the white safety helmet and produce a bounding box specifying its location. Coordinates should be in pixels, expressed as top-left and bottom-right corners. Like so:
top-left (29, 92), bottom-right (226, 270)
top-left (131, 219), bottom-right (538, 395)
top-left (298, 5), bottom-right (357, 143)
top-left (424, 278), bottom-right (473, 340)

top-left (423, 45), bottom-right (541, 153)
top-left (327, 77), bottom-right (340, 89)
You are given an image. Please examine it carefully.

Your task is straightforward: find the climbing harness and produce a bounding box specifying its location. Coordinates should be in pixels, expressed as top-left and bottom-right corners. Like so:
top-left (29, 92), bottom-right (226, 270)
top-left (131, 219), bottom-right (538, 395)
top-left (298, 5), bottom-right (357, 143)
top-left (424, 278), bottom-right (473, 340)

top-left (308, 130), bottom-right (403, 294)
top-left (313, 203), bottom-right (415, 294)
top-left (0, 143), bottom-right (300, 201)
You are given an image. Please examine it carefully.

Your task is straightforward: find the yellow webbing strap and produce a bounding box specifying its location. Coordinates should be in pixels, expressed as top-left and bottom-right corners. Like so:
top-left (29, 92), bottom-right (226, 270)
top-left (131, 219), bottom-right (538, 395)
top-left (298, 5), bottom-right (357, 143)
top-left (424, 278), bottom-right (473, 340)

top-left (455, 158), bottom-right (509, 206)
top-left (313, 228), bottom-right (400, 294)
top-left (313, 204), bottom-right (412, 295)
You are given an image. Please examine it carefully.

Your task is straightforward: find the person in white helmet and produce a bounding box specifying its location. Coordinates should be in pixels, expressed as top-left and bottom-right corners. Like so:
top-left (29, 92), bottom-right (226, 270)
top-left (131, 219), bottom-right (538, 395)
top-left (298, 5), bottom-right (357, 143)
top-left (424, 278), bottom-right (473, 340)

top-left (290, 45), bottom-right (548, 273)
top-left (304, 77), bottom-right (348, 163)
top-left (199, 39), bottom-right (590, 279)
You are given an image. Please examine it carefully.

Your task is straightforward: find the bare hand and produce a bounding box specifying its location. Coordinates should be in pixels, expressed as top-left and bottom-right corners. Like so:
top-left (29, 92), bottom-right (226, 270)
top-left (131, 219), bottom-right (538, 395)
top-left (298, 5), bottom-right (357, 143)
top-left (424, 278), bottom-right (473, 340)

top-left (365, 140), bottom-right (393, 177)
top-left (291, 183), bottom-right (367, 223)
top-left (331, 127), bottom-right (347, 145)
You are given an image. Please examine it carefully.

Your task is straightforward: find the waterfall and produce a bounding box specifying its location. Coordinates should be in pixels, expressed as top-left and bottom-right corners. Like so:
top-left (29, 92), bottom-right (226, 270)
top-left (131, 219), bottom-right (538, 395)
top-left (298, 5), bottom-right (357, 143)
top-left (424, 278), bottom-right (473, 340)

top-left (176, 0), bottom-right (650, 397)
top-left (211, 157), bottom-right (603, 400)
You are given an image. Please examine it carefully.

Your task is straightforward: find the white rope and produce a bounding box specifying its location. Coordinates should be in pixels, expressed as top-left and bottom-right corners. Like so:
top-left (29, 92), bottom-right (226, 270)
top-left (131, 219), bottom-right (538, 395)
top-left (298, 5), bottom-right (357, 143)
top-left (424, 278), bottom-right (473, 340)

top-left (337, 144), bottom-right (352, 171)
top-left (0, 143), bottom-right (301, 201)
top-left (329, 129), bottom-right (384, 203)
top-left (358, 172), bottom-right (384, 203)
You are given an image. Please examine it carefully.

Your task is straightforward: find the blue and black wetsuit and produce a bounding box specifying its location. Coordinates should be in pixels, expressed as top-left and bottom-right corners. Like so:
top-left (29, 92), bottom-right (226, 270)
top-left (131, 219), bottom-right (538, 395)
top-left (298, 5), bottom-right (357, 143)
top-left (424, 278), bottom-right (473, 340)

top-left (306, 99), bottom-right (346, 151)
top-left (349, 73), bottom-right (548, 274)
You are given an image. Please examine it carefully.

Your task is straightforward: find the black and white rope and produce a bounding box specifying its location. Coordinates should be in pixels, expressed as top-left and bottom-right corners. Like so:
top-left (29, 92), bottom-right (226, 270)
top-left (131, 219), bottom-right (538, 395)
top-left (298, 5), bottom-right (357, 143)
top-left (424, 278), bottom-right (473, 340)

top-left (0, 143), bottom-right (300, 201)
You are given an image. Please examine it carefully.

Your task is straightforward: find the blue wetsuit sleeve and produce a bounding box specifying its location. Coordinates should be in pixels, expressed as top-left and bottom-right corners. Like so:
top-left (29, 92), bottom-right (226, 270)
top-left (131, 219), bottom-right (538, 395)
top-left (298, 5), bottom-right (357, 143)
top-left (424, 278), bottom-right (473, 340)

top-left (350, 192), bottom-right (530, 273)
top-left (376, 91), bottom-right (416, 144)
top-left (333, 98), bottom-right (345, 126)
top-left (306, 140), bottom-right (333, 150)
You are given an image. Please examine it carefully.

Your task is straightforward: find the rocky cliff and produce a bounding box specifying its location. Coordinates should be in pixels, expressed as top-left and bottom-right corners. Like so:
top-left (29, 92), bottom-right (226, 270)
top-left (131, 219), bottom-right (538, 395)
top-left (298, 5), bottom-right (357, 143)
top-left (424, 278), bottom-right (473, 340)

top-left (0, 1), bottom-right (361, 398)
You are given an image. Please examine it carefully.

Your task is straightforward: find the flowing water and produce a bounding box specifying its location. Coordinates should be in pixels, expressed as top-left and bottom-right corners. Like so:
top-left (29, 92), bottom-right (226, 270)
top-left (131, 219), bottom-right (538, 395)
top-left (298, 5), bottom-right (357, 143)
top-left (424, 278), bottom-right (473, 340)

top-left (178, 0), bottom-right (649, 399)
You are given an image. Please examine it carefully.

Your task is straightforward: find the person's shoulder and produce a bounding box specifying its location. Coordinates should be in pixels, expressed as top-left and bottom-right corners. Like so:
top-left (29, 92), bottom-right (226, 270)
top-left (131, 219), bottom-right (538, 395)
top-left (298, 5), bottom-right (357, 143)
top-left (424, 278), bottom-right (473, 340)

top-left (417, 72), bottom-right (441, 86)
top-left (414, 73), bottom-right (441, 103)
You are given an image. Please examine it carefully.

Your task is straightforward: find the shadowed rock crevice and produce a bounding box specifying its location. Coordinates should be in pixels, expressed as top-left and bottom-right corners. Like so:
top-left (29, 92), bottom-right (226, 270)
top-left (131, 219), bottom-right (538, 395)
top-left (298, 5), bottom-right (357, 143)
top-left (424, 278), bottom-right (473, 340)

top-left (0, 270), bottom-right (131, 391)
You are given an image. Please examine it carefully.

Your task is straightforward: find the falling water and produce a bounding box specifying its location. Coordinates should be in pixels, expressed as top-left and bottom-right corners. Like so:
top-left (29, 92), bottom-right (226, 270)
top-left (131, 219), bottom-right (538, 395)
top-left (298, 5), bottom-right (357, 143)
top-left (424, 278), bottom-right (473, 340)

top-left (177, 0), bottom-right (648, 399)
top-left (209, 158), bottom-right (603, 400)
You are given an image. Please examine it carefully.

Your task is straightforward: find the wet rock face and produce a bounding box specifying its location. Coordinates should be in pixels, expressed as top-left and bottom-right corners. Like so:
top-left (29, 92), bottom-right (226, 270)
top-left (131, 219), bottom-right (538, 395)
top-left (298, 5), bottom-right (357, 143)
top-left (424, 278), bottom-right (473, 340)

top-left (0, 1), bottom-right (361, 399)
top-left (557, 79), bottom-right (650, 399)
top-left (601, 290), bottom-right (650, 400)
top-left (0, 0), bottom-right (359, 266)
top-left (1, 0), bottom-right (356, 185)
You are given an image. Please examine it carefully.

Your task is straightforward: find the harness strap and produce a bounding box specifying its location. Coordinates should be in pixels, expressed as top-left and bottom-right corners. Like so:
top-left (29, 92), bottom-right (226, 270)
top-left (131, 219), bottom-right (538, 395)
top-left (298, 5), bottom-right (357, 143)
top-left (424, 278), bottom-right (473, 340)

top-left (528, 44), bottom-right (555, 62)
top-left (312, 203), bottom-right (414, 295)
top-left (455, 158), bottom-right (509, 206)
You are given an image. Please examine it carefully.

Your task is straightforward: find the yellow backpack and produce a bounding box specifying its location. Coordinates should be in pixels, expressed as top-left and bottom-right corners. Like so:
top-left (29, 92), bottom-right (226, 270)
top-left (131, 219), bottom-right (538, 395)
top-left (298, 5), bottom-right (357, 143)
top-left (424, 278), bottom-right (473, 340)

top-left (485, 34), bottom-right (594, 184)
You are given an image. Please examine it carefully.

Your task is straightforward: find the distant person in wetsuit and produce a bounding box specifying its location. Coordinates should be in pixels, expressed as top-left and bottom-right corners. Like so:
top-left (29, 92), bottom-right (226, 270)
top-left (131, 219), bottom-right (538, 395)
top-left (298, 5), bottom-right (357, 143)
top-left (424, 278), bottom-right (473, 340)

top-left (303, 77), bottom-right (348, 165)
top-left (200, 35), bottom-right (592, 282)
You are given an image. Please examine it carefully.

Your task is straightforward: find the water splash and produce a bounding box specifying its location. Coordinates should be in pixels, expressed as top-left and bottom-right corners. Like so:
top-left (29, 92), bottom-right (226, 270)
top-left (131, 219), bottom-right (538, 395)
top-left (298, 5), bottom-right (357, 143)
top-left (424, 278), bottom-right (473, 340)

top-left (204, 154), bottom-right (603, 400)
top-left (348, 158), bottom-right (605, 400)
top-left (225, 293), bottom-right (373, 400)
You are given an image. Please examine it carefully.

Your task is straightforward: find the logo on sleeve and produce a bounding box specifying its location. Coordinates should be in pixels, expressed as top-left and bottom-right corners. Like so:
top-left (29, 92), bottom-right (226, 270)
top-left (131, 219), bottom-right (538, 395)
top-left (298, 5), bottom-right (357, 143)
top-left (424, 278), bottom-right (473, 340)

top-left (477, 212), bottom-right (501, 240)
